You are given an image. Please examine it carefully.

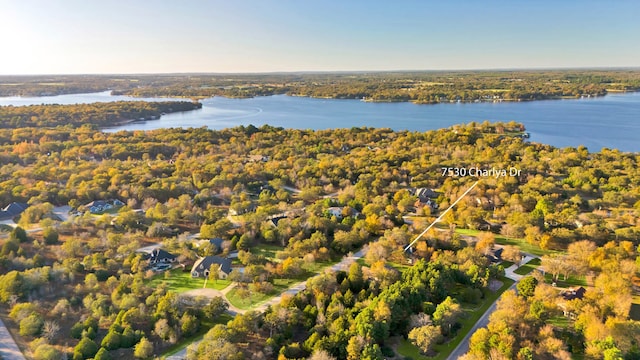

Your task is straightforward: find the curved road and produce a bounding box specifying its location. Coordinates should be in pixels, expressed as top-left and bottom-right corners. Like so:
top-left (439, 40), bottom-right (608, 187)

top-left (446, 253), bottom-right (537, 360)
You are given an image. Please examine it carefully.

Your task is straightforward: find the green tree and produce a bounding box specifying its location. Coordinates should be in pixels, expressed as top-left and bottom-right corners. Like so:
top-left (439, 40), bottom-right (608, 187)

top-left (94, 348), bottom-right (112, 360)
top-left (203, 297), bottom-right (228, 320)
top-left (42, 227), bottom-right (59, 244)
top-left (33, 344), bottom-right (62, 360)
top-left (19, 313), bottom-right (44, 336)
top-left (347, 262), bottom-right (364, 291)
top-left (74, 337), bottom-right (99, 359)
top-left (10, 226), bottom-right (28, 243)
top-left (361, 343), bottom-right (383, 360)
top-left (181, 313), bottom-right (199, 337)
top-left (1, 239), bottom-right (19, 256)
top-left (101, 330), bottom-right (121, 350)
top-left (517, 276), bottom-right (538, 298)
top-left (408, 325), bottom-right (442, 354)
top-left (432, 296), bottom-right (463, 336)
top-left (133, 337), bottom-right (154, 359)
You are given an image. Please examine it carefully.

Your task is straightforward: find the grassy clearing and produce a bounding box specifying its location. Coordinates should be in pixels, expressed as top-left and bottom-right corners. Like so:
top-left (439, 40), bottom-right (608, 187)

top-left (148, 269), bottom-right (231, 292)
top-left (500, 260), bottom-right (514, 269)
top-left (226, 277), bottom-right (300, 310)
top-left (396, 277), bottom-right (515, 360)
top-left (454, 228), bottom-right (559, 257)
top-left (397, 338), bottom-right (429, 360)
top-left (250, 244), bottom-right (283, 260)
top-left (514, 258), bottom-right (541, 275)
top-left (225, 258), bottom-right (339, 310)
top-left (548, 315), bottom-right (571, 329)
top-left (162, 313), bottom-right (233, 356)
top-left (302, 259), bottom-right (339, 273)
top-left (494, 236), bottom-right (557, 257)
top-left (543, 273), bottom-right (587, 288)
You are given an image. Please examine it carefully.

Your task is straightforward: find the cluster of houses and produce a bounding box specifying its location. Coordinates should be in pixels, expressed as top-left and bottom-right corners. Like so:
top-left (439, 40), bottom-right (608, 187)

top-left (143, 240), bottom-right (234, 280)
top-left (409, 187), bottom-right (439, 212)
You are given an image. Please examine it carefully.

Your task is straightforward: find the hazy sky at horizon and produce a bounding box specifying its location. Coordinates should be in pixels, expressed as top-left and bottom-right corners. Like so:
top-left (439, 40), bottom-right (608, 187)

top-left (1, 0), bottom-right (639, 75)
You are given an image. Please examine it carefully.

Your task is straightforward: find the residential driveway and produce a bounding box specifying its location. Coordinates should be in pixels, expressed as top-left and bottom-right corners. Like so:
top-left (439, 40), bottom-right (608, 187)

top-left (52, 205), bottom-right (72, 222)
top-left (0, 219), bottom-right (16, 228)
top-left (136, 243), bottom-right (162, 254)
top-left (0, 318), bottom-right (26, 360)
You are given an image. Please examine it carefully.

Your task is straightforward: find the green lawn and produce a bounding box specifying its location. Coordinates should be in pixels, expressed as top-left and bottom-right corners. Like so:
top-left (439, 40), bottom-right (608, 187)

top-left (162, 313), bottom-right (233, 356)
top-left (500, 260), bottom-right (514, 269)
top-left (454, 228), bottom-right (560, 257)
top-left (543, 273), bottom-right (587, 288)
top-left (225, 257), bottom-right (340, 310)
top-left (250, 244), bottom-right (283, 260)
top-left (302, 259), bottom-right (339, 274)
top-left (226, 277), bottom-right (300, 310)
top-left (548, 315), bottom-right (571, 329)
top-left (397, 277), bottom-right (515, 360)
top-left (148, 269), bottom-right (231, 292)
top-left (514, 258), bottom-right (541, 275)
top-left (398, 338), bottom-right (429, 360)
top-left (454, 228), bottom-right (480, 236)
top-left (495, 235), bottom-right (558, 257)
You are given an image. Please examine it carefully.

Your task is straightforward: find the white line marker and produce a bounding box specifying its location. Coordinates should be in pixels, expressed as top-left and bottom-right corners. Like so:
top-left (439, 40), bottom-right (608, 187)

top-left (404, 180), bottom-right (479, 252)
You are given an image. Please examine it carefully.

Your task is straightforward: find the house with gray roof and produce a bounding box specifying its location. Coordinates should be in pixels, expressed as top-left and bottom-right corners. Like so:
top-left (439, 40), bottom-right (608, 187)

top-left (191, 256), bottom-right (232, 279)
top-left (0, 202), bottom-right (29, 220)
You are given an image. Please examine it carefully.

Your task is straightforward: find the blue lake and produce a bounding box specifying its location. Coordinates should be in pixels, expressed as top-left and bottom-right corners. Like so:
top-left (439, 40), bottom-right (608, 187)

top-left (1, 91), bottom-right (639, 152)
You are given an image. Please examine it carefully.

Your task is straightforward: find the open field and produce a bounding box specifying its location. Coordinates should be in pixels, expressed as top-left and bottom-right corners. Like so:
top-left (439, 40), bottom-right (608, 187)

top-left (250, 244), bottom-right (282, 260)
top-left (226, 278), bottom-right (300, 310)
top-left (544, 273), bottom-right (588, 288)
top-left (148, 269), bottom-right (231, 292)
top-left (454, 228), bottom-right (559, 257)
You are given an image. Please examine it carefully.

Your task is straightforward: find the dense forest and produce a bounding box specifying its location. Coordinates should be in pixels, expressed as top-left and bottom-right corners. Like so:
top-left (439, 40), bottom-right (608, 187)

top-left (0, 113), bottom-right (638, 359)
top-left (0, 101), bottom-right (202, 128)
top-left (2, 70), bottom-right (640, 103)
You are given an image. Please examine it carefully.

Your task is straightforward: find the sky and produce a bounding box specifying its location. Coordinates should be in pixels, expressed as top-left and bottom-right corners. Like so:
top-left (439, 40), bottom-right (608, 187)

top-left (1, 0), bottom-right (639, 75)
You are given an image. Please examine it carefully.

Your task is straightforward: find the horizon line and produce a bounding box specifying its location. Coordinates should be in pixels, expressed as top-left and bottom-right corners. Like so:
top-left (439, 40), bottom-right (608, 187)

top-left (2, 66), bottom-right (640, 77)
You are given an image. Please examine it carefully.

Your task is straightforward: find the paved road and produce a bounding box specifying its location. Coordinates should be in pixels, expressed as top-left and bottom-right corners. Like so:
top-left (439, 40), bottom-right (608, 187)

top-left (446, 281), bottom-right (518, 360)
top-left (0, 318), bottom-right (26, 360)
top-left (446, 252), bottom-right (540, 360)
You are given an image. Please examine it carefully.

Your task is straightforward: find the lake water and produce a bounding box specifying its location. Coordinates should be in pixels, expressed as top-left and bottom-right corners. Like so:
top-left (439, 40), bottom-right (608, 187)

top-left (1, 91), bottom-right (639, 152)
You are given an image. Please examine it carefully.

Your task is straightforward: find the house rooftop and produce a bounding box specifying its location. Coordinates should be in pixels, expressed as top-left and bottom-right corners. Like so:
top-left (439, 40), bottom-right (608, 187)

top-left (192, 256), bottom-right (232, 275)
top-left (0, 202), bottom-right (29, 220)
top-left (561, 287), bottom-right (586, 301)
